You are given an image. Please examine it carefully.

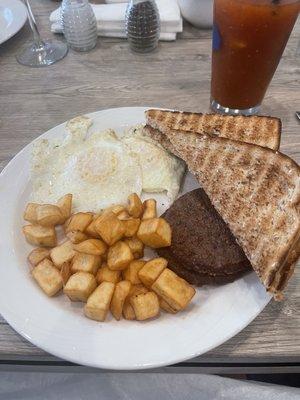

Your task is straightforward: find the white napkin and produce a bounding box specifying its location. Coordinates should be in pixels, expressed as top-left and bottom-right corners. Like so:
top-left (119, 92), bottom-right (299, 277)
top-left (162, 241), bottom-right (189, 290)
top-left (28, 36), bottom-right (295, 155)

top-left (50, 0), bottom-right (182, 41)
top-left (51, 22), bottom-right (176, 41)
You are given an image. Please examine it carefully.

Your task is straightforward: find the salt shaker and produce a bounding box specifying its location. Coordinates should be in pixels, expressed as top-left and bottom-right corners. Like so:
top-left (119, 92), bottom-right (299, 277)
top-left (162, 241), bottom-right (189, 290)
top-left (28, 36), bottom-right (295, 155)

top-left (125, 0), bottom-right (160, 53)
top-left (61, 0), bottom-right (97, 52)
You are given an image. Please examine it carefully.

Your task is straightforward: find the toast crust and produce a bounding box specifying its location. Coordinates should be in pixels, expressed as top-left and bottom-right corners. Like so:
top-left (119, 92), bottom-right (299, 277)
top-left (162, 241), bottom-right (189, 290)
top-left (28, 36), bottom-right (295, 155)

top-left (144, 123), bottom-right (300, 299)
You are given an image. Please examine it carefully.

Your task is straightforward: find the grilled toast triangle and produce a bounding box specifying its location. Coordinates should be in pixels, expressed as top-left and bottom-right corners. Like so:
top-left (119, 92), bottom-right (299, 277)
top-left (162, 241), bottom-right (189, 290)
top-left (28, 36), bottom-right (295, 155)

top-left (144, 125), bottom-right (300, 298)
top-left (146, 109), bottom-right (281, 150)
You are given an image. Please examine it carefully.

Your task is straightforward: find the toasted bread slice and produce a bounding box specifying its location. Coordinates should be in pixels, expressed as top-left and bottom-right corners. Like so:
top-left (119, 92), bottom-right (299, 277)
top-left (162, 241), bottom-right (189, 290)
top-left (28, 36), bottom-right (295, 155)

top-left (143, 125), bottom-right (178, 156)
top-left (146, 109), bottom-right (281, 150)
top-left (147, 126), bottom-right (300, 298)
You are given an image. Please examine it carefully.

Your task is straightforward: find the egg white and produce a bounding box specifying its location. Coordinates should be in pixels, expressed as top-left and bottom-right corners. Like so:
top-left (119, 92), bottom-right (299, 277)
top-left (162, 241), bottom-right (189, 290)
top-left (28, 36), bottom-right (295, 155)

top-left (123, 125), bottom-right (186, 202)
top-left (31, 119), bottom-right (142, 212)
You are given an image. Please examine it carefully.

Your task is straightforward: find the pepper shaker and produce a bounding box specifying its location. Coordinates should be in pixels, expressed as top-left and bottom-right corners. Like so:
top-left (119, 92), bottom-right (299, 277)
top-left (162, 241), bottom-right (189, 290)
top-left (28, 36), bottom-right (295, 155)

top-left (125, 0), bottom-right (160, 53)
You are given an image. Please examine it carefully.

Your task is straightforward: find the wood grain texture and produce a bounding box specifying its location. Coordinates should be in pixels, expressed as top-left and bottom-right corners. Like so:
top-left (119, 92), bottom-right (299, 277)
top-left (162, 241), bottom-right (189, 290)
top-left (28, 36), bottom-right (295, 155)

top-left (0, 0), bottom-right (299, 364)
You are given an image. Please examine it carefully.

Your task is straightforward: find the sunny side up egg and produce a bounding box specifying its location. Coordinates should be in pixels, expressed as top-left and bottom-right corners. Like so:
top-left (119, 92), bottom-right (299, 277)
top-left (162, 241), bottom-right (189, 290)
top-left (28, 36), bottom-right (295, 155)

top-left (31, 115), bottom-right (186, 213)
top-left (31, 119), bottom-right (142, 212)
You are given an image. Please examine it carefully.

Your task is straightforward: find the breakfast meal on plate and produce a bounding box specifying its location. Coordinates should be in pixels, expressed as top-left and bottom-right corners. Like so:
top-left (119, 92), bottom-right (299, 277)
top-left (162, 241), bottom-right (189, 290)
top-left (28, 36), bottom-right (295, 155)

top-left (157, 189), bottom-right (252, 285)
top-left (144, 109), bottom-right (300, 300)
top-left (31, 117), bottom-right (185, 212)
top-left (22, 107), bottom-right (299, 329)
top-left (23, 192), bottom-right (195, 321)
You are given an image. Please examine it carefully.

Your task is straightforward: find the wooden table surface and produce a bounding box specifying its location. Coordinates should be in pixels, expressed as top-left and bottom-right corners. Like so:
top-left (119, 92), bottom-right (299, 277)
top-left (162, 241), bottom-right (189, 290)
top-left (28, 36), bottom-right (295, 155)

top-left (0, 0), bottom-right (299, 373)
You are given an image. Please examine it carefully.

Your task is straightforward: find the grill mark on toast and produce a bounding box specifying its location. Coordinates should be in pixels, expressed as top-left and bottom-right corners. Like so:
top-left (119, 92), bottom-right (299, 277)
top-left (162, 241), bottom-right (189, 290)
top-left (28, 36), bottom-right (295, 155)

top-left (217, 150), bottom-right (255, 223)
top-left (260, 118), bottom-right (268, 145)
top-left (204, 144), bottom-right (242, 214)
top-left (193, 113), bottom-right (203, 132)
top-left (201, 114), bottom-right (209, 132)
top-left (210, 114), bottom-right (223, 134)
top-left (219, 118), bottom-right (232, 137)
top-left (192, 136), bottom-right (215, 173)
top-left (157, 110), bottom-right (166, 126)
top-left (165, 110), bottom-right (175, 128)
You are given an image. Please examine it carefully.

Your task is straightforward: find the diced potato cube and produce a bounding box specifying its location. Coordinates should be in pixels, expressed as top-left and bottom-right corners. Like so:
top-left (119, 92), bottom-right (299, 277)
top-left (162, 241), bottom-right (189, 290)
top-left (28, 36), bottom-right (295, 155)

top-left (137, 218), bottom-right (171, 248)
top-left (66, 213), bottom-right (93, 233)
top-left (124, 237), bottom-right (144, 259)
top-left (32, 259), bottom-right (63, 297)
top-left (71, 253), bottom-right (101, 275)
top-left (94, 212), bottom-right (125, 245)
top-left (50, 240), bottom-right (76, 268)
top-left (159, 297), bottom-right (177, 314)
top-left (64, 272), bottom-right (97, 302)
top-left (127, 193), bottom-right (143, 218)
top-left (36, 204), bottom-right (63, 227)
top-left (66, 230), bottom-right (88, 244)
top-left (28, 247), bottom-right (50, 267)
top-left (84, 282), bottom-right (115, 322)
top-left (73, 239), bottom-right (107, 256)
top-left (151, 268), bottom-right (195, 311)
top-left (57, 194), bottom-right (72, 219)
top-left (60, 261), bottom-right (72, 286)
top-left (122, 218), bottom-right (140, 238)
top-left (130, 292), bottom-right (160, 321)
top-left (96, 263), bottom-right (121, 284)
top-left (85, 217), bottom-right (101, 238)
top-left (123, 300), bottom-right (136, 320)
top-left (117, 210), bottom-right (130, 220)
top-left (110, 280), bottom-right (132, 320)
top-left (107, 241), bottom-right (134, 271)
top-left (23, 203), bottom-right (39, 223)
top-left (129, 284), bottom-right (148, 297)
top-left (138, 257), bottom-right (167, 288)
top-left (123, 260), bottom-right (145, 285)
top-left (142, 199), bottom-right (157, 220)
top-left (104, 205), bottom-right (125, 216)
top-left (23, 225), bottom-right (56, 247)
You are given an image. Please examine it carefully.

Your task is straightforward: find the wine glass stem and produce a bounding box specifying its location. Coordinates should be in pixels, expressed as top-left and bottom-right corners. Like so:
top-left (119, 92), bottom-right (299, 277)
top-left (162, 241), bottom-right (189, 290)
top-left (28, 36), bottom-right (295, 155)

top-left (24, 0), bottom-right (44, 47)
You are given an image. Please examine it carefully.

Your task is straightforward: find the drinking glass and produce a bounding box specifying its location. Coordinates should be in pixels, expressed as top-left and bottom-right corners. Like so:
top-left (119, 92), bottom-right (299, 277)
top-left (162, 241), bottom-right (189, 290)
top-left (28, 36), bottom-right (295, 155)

top-left (17, 0), bottom-right (68, 67)
top-left (210, 0), bottom-right (300, 115)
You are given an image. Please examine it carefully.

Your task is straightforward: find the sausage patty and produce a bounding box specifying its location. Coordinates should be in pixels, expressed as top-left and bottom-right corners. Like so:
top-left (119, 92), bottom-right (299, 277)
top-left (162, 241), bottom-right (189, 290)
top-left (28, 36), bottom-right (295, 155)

top-left (158, 189), bottom-right (252, 286)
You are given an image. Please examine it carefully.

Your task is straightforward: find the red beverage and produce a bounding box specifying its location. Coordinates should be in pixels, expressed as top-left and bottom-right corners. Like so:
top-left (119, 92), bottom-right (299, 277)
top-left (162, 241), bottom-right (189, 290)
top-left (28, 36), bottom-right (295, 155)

top-left (211, 0), bottom-right (299, 115)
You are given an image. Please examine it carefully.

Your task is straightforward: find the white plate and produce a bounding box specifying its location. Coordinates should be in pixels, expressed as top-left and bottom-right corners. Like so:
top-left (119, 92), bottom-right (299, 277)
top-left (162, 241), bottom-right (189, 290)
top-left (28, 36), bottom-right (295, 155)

top-left (0, 107), bottom-right (270, 370)
top-left (0, 0), bottom-right (27, 45)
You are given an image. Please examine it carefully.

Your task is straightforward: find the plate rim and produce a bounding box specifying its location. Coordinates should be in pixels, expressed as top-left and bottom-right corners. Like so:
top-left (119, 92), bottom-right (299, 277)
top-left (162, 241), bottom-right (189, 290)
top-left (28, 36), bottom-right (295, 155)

top-left (0, 0), bottom-right (27, 46)
top-left (0, 106), bottom-right (271, 370)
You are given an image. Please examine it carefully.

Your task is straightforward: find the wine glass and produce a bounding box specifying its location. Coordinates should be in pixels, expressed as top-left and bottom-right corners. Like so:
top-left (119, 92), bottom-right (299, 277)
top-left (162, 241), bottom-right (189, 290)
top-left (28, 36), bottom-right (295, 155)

top-left (17, 0), bottom-right (68, 67)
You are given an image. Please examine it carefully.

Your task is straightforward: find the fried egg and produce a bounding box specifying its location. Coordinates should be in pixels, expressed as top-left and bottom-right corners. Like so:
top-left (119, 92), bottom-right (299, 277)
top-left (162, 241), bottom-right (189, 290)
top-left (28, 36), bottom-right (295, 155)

top-left (123, 125), bottom-right (186, 202)
top-left (31, 117), bottom-right (142, 212)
